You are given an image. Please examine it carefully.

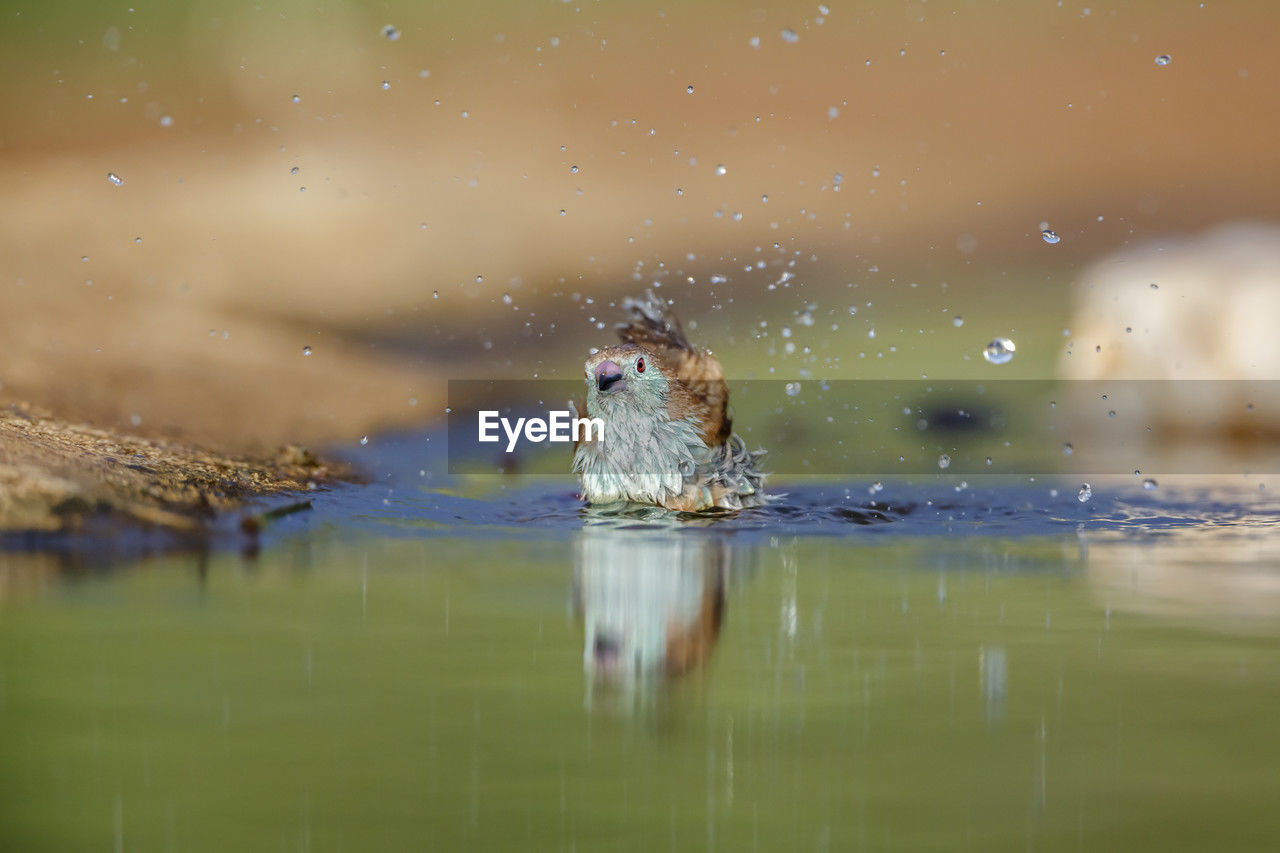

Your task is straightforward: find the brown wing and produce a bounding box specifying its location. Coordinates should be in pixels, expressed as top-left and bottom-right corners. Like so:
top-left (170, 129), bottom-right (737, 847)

top-left (617, 291), bottom-right (731, 446)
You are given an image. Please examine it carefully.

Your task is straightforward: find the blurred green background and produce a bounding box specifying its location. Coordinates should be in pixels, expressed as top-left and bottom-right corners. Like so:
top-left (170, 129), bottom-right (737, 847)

top-left (4, 531), bottom-right (1279, 850)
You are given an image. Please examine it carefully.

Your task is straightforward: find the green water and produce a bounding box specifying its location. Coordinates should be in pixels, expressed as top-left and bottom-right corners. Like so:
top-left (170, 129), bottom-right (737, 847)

top-left (3, 509), bottom-right (1279, 851)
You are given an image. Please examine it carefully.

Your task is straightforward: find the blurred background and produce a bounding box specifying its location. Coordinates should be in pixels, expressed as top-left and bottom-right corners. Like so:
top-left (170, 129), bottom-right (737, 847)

top-left (7, 7), bottom-right (1280, 847)
top-left (3, 0), bottom-right (1278, 452)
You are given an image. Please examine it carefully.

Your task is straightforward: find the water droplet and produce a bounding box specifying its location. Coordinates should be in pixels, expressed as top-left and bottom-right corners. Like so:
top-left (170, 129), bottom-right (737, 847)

top-left (761, 194), bottom-right (769, 203)
top-left (1150, 282), bottom-right (1159, 290)
top-left (983, 337), bottom-right (1016, 365)
top-left (360, 435), bottom-right (369, 446)
top-left (1063, 442), bottom-right (1073, 455)
top-left (302, 346), bottom-right (312, 356)
top-left (686, 84), bottom-right (694, 94)
top-left (715, 164), bottom-right (727, 176)
top-left (784, 382), bottom-right (801, 397)
top-left (290, 166), bottom-right (299, 175)
top-left (869, 481), bottom-right (884, 494)
top-left (1155, 54), bottom-right (1172, 66)
top-left (1142, 478), bottom-right (1158, 490)
top-left (382, 24), bottom-right (401, 41)
top-left (432, 290), bottom-right (439, 299)
top-left (1041, 229), bottom-right (1060, 244)
top-left (781, 28), bottom-right (799, 43)
top-left (380, 80), bottom-right (391, 90)
top-left (107, 172), bottom-right (123, 187)
top-left (749, 36), bottom-right (761, 49)
top-left (570, 164), bottom-right (579, 173)
top-left (952, 315), bottom-right (964, 327)
top-left (159, 115), bottom-right (173, 127)
top-left (938, 454), bottom-right (951, 470)
top-left (1077, 483), bottom-right (1092, 503)
top-left (502, 293), bottom-right (512, 304)
top-left (847, 305), bottom-right (857, 315)
top-left (291, 94), bottom-right (300, 104)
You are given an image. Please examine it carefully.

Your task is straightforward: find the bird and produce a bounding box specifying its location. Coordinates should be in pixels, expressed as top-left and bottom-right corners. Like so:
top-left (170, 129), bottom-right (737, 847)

top-left (572, 291), bottom-right (767, 512)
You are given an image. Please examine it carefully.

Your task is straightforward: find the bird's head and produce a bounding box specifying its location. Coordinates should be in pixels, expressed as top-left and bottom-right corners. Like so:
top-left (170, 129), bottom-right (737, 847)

top-left (584, 344), bottom-right (668, 416)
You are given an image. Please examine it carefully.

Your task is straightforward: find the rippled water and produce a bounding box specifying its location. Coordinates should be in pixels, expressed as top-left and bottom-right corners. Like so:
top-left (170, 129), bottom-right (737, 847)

top-left (2, 431), bottom-right (1279, 849)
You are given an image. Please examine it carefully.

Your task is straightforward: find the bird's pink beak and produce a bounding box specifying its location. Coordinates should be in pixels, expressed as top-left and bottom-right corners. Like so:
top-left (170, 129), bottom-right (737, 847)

top-left (595, 360), bottom-right (625, 392)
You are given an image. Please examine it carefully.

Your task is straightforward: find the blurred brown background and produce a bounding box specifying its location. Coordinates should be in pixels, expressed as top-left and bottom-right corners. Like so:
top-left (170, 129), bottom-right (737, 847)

top-left (2, 0), bottom-right (1277, 450)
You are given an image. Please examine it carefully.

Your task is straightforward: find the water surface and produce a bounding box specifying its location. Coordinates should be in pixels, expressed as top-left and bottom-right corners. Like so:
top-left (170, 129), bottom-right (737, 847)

top-left (2, 434), bottom-right (1279, 850)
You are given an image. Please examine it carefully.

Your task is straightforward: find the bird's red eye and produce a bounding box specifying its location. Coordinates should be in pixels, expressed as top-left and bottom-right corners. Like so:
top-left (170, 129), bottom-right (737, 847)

top-left (636, 357), bottom-right (646, 373)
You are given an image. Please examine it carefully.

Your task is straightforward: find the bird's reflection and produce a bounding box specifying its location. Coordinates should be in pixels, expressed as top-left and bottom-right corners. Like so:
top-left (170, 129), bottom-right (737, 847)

top-left (573, 526), bottom-right (739, 709)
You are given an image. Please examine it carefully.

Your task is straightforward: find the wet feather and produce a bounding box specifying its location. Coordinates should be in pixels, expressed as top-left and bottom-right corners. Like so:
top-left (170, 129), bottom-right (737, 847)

top-left (573, 292), bottom-right (767, 512)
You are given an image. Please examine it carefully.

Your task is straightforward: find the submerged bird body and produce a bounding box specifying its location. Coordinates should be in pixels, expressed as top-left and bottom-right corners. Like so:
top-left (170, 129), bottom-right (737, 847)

top-left (573, 292), bottom-right (766, 512)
